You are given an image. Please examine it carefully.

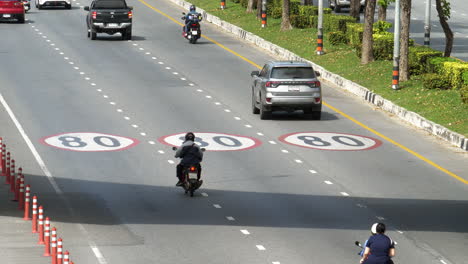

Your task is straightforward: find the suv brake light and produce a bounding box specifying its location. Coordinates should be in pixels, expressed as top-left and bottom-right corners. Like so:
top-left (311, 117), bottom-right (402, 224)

top-left (14, 1), bottom-right (23, 6)
top-left (92, 11), bottom-right (97, 19)
top-left (191, 23), bottom-right (197, 26)
top-left (265, 81), bottom-right (280, 88)
top-left (128, 11), bottom-right (132, 19)
top-left (307, 81), bottom-right (320, 88)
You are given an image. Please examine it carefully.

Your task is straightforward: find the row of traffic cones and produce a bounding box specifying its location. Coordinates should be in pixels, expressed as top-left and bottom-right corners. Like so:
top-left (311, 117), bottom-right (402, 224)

top-left (1, 137), bottom-right (77, 264)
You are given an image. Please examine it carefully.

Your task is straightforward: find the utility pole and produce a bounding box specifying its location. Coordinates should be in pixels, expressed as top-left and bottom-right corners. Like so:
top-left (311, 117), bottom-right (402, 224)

top-left (316, 0), bottom-right (324, 55)
top-left (261, 0), bottom-right (267, 28)
top-left (424, 0), bottom-right (431, 46)
top-left (392, 0), bottom-right (401, 90)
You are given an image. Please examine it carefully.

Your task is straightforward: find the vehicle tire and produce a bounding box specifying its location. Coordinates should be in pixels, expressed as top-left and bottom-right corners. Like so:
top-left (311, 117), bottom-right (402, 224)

top-left (18, 15), bottom-right (25, 23)
top-left (38, 4), bottom-right (42, 9)
top-left (91, 30), bottom-right (97, 40)
top-left (190, 190), bottom-right (194, 197)
top-left (312, 111), bottom-right (321, 120)
top-left (252, 91), bottom-right (260, 114)
top-left (124, 30), bottom-right (132, 40)
top-left (360, 6), bottom-right (365, 13)
top-left (334, 1), bottom-right (341, 13)
top-left (260, 104), bottom-right (271, 120)
top-left (87, 30), bottom-right (90, 38)
top-left (190, 37), bottom-right (197, 44)
top-left (65, 4), bottom-right (71, 9)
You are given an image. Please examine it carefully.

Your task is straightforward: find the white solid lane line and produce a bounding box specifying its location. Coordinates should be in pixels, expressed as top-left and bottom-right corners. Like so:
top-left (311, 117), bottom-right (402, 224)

top-left (240, 230), bottom-right (250, 235)
top-left (0, 93), bottom-right (108, 264)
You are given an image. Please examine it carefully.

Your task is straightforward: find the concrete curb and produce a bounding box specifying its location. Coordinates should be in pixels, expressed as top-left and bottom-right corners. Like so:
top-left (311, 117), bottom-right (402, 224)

top-left (169, 0), bottom-right (467, 151)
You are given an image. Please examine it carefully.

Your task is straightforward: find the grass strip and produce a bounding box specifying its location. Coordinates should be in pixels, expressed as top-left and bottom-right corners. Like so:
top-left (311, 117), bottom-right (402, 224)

top-left (187, 0), bottom-right (467, 136)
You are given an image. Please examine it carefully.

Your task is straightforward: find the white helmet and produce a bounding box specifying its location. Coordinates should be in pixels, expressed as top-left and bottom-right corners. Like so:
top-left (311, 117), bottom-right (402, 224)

top-left (371, 223), bottom-right (379, 234)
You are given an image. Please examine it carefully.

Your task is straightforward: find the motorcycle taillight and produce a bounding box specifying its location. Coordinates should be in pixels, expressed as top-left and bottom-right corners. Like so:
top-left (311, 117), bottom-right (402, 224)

top-left (191, 24), bottom-right (197, 26)
top-left (190, 166), bottom-right (196, 171)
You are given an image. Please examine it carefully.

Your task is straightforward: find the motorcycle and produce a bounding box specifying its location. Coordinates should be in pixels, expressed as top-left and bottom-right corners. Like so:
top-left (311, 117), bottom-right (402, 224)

top-left (172, 146), bottom-right (205, 197)
top-left (181, 12), bottom-right (202, 44)
top-left (355, 240), bottom-right (396, 264)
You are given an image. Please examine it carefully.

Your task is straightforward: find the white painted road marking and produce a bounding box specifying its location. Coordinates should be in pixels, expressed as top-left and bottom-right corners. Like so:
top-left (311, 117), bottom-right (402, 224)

top-left (280, 132), bottom-right (382, 151)
top-left (201, 192), bottom-right (208, 197)
top-left (309, 170), bottom-right (317, 174)
top-left (256, 245), bottom-right (266, 250)
top-left (226, 216), bottom-right (235, 221)
top-left (0, 93), bottom-right (108, 264)
top-left (324, 181), bottom-right (333, 185)
top-left (240, 229), bottom-right (250, 235)
top-left (41, 133), bottom-right (139, 152)
top-left (213, 204), bottom-right (222, 208)
top-left (340, 192), bottom-right (350, 196)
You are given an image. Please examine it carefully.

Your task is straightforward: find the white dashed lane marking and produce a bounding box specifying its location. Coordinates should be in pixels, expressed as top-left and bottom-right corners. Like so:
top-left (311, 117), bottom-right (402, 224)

top-left (226, 216), bottom-right (235, 221)
top-left (158, 150), bottom-right (165, 154)
top-left (215, 102), bottom-right (221, 105)
top-left (234, 117), bottom-right (241, 120)
top-left (91, 83), bottom-right (96, 86)
top-left (245, 124), bottom-right (252, 128)
top-left (324, 181), bottom-right (333, 185)
top-left (148, 141), bottom-right (155, 145)
top-left (110, 102), bottom-right (116, 105)
top-left (340, 192), bottom-right (350, 196)
top-left (309, 170), bottom-right (317, 174)
top-left (97, 89), bottom-right (102, 92)
top-left (269, 141), bottom-right (276, 144)
top-left (272, 262), bottom-right (281, 264)
top-left (224, 109), bottom-right (231, 112)
top-left (257, 132), bottom-right (264, 136)
top-left (124, 116), bottom-right (130, 120)
top-left (240, 230), bottom-right (250, 235)
top-left (376, 216), bottom-right (385, 220)
top-left (213, 204), bottom-right (222, 209)
top-left (132, 124), bottom-right (138, 128)
top-left (117, 109), bottom-right (123, 112)
top-left (201, 192), bottom-right (208, 197)
top-left (294, 159), bottom-right (302, 163)
top-left (281, 149), bottom-right (289, 153)
top-left (167, 160), bottom-right (174, 164)
top-left (140, 133), bottom-right (146, 136)
top-left (256, 245), bottom-right (266, 251)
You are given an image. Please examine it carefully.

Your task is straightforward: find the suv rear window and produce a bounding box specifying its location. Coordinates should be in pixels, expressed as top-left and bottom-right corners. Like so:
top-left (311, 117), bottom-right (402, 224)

top-left (93, 0), bottom-right (126, 9)
top-left (270, 67), bottom-right (315, 79)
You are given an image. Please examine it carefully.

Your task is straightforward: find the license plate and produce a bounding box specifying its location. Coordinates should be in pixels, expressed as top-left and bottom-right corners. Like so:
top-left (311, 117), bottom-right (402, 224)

top-left (3, 14), bottom-right (11, 18)
top-left (192, 31), bottom-right (198, 35)
top-left (188, 173), bottom-right (198, 179)
top-left (288, 86), bottom-right (300, 92)
top-left (107, 23), bottom-right (119, 27)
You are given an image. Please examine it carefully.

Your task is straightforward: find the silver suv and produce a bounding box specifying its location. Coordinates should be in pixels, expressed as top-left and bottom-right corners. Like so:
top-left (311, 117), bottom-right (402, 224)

top-left (328, 0), bottom-right (365, 13)
top-left (251, 61), bottom-right (322, 120)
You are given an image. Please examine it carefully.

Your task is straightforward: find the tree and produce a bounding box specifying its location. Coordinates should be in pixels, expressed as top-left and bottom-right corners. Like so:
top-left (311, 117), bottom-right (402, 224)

top-left (377, 0), bottom-right (395, 21)
top-left (350, 0), bottom-right (361, 21)
top-left (435, 0), bottom-right (453, 57)
top-left (257, 0), bottom-right (262, 19)
top-left (304, 0), bottom-right (314, 5)
top-left (399, 0), bottom-right (412, 81)
top-left (246, 0), bottom-right (256, 13)
top-left (281, 0), bottom-right (293, 30)
top-left (361, 0), bottom-right (377, 64)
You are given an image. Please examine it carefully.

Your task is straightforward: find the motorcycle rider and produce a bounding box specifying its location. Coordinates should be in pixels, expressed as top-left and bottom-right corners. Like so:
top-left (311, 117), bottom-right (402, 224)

top-left (360, 223), bottom-right (395, 264)
top-left (174, 132), bottom-right (203, 186)
top-left (182, 5), bottom-right (202, 37)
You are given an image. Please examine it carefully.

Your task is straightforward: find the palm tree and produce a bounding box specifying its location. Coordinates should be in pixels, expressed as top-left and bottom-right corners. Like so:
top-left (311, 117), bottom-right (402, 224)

top-left (281, 0), bottom-right (293, 30)
top-left (361, 0), bottom-right (377, 64)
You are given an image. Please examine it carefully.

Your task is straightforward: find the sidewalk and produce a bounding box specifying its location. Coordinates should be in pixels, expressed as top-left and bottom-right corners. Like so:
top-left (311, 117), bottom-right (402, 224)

top-left (0, 180), bottom-right (45, 264)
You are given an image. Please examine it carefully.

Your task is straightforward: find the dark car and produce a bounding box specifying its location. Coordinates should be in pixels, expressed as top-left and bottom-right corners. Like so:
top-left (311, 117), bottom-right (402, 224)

top-left (251, 61), bottom-right (322, 120)
top-left (84, 0), bottom-right (133, 40)
top-left (0, 0), bottom-right (25, 23)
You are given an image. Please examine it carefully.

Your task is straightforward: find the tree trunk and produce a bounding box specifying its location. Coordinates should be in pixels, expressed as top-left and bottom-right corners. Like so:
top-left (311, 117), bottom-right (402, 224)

top-left (399, 0), bottom-right (411, 81)
top-left (361, 0), bottom-right (377, 64)
top-left (257, 0), bottom-right (262, 19)
top-left (378, 3), bottom-right (387, 21)
top-left (350, 0), bottom-right (361, 21)
top-left (247, 0), bottom-right (255, 13)
top-left (281, 0), bottom-right (293, 31)
top-left (435, 0), bottom-right (453, 57)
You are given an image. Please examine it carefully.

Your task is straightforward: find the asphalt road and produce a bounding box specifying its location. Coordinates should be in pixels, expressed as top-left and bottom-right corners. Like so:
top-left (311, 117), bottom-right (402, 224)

top-left (0, 0), bottom-right (467, 264)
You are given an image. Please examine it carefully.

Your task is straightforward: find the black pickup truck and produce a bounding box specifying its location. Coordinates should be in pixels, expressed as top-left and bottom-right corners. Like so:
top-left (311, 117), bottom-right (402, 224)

top-left (84, 0), bottom-right (133, 40)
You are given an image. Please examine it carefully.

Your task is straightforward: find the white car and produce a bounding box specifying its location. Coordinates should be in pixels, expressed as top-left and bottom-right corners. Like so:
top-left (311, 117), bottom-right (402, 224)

top-left (35, 0), bottom-right (71, 9)
top-left (328, 0), bottom-right (365, 13)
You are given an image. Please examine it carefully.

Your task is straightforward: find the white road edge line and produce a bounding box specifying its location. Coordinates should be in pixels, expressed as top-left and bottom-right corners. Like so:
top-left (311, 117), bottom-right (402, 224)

top-left (0, 93), bottom-right (108, 264)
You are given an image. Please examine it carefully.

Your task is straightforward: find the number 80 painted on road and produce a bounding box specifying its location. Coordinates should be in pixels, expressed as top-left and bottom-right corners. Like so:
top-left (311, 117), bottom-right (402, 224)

top-left (41, 132), bottom-right (140, 152)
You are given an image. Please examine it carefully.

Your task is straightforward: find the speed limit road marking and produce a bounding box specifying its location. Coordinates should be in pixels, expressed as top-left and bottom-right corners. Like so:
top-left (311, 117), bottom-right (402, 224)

top-left (158, 132), bottom-right (262, 151)
top-left (40, 132), bottom-right (139, 152)
top-left (279, 132), bottom-right (382, 151)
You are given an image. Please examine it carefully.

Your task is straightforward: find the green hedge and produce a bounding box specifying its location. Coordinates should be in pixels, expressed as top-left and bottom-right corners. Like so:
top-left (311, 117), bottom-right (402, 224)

top-left (373, 20), bottom-right (392, 34)
top-left (408, 46), bottom-right (443, 75)
top-left (461, 85), bottom-right (468, 104)
top-left (440, 62), bottom-right (468, 90)
top-left (328, 31), bottom-right (347, 45)
top-left (463, 71), bottom-right (468, 85)
top-left (346, 23), bottom-right (363, 47)
top-left (426, 57), bottom-right (459, 74)
top-left (422, 74), bottom-right (451, 90)
top-left (240, 0), bottom-right (248, 8)
top-left (354, 33), bottom-right (414, 61)
top-left (324, 15), bottom-right (356, 32)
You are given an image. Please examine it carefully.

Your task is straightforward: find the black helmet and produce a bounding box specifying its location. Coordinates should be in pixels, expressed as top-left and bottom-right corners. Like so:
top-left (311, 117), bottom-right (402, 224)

top-left (185, 132), bottom-right (195, 141)
top-left (189, 5), bottom-right (196, 12)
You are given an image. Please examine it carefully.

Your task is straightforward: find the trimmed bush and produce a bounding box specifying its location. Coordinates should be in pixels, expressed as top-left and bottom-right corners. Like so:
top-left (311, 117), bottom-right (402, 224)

top-left (240, 0), bottom-right (248, 8)
top-left (422, 74), bottom-right (451, 90)
top-left (298, 5), bottom-right (318, 16)
top-left (324, 15), bottom-right (356, 32)
top-left (346, 23), bottom-right (363, 46)
top-left (324, 7), bottom-right (332, 14)
top-left (231, 0), bottom-right (241, 3)
top-left (291, 14), bottom-right (311, 28)
top-left (270, 7), bottom-right (282, 18)
top-left (373, 33), bottom-right (394, 60)
top-left (463, 71), bottom-right (468, 85)
top-left (328, 31), bottom-right (347, 45)
top-left (409, 46), bottom-right (443, 76)
top-left (440, 62), bottom-right (468, 90)
top-left (268, 0), bottom-right (300, 17)
top-left (426, 57), bottom-right (459, 74)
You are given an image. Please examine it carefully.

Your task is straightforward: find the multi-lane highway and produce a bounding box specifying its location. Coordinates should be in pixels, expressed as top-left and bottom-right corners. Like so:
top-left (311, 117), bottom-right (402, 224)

top-left (1, 0), bottom-right (467, 264)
